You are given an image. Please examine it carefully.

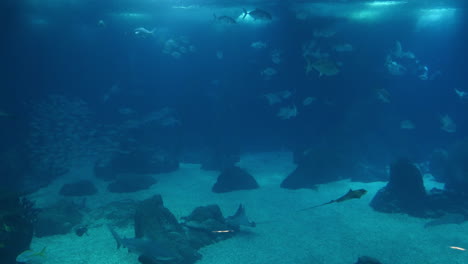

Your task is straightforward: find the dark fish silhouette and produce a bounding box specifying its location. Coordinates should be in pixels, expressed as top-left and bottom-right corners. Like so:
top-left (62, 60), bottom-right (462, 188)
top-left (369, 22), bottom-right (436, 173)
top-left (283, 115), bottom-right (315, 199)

top-left (242, 8), bottom-right (272, 20)
top-left (213, 14), bottom-right (237, 24)
top-left (225, 204), bottom-right (256, 228)
top-left (107, 225), bottom-right (178, 262)
top-left (298, 189), bottom-right (368, 211)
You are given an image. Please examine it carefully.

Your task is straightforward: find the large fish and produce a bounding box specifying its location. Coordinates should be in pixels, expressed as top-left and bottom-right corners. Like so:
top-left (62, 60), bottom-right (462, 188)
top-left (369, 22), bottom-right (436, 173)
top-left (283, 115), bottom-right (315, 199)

top-left (225, 204), bottom-right (256, 228)
top-left (107, 225), bottom-right (178, 262)
top-left (16, 247), bottom-right (46, 264)
top-left (213, 14), bottom-right (237, 24)
top-left (298, 189), bottom-right (368, 211)
top-left (242, 8), bottom-right (272, 20)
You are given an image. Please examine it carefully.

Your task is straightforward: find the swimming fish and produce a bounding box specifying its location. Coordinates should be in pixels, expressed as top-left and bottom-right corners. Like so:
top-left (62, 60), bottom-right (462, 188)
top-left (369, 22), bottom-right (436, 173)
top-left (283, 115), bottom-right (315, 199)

top-left (225, 204), bottom-right (256, 228)
top-left (306, 57), bottom-right (340, 77)
top-left (242, 8), bottom-right (272, 20)
top-left (16, 247), bottom-right (46, 264)
top-left (107, 225), bottom-right (178, 262)
top-left (134, 27), bottom-right (155, 38)
top-left (213, 14), bottom-right (236, 24)
top-left (298, 189), bottom-right (368, 211)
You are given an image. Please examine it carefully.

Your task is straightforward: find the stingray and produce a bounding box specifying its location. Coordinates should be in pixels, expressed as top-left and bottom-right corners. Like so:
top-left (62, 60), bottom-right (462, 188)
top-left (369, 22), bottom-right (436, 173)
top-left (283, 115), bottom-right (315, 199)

top-left (298, 189), bottom-right (368, 211)
top-left (225, 204), bottom-right (256, 228)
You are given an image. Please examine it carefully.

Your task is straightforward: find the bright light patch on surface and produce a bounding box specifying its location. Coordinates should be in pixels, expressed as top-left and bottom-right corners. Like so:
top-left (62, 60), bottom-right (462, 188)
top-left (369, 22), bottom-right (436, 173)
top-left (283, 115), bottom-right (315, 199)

top-left (417, 7), bottom-right (457, 29)
top-left (366, 1), bottom-right (407, 7)
top-left (350, 10), bottom-right (381, 21)
top-left (419, 8), bottom-right (456, 22)
top-left (110, 12), bottom-right (151, 21)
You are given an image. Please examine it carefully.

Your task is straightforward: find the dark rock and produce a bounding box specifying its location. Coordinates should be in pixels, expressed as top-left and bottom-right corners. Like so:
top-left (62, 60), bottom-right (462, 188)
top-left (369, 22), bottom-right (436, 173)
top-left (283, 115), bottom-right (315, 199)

top-left (107, 174), bottom-right (157, 193)
top-left (34, 200), bottom-right (83, 237)
top-left (182, 205), bottom-right (235, 248)
top-left (281, 148), bottom-right (353, 189)
top-left (134, 195), bottom-right (200, 264)
top-left (212, 166), bottom-right (259, 193)
top-left (370, 159), bottom-right (427, 216)
top-left (0, 194), bottom-right (34, 264)
top-left (59, 180), bottom-right (98, 196)
top-left (355, 256), bottom-right (382, 264)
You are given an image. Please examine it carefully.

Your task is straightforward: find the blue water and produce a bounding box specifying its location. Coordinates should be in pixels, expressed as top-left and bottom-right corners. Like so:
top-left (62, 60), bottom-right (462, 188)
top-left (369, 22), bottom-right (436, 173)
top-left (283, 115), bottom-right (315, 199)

top-left (1, 0), bottom-right (467, 263)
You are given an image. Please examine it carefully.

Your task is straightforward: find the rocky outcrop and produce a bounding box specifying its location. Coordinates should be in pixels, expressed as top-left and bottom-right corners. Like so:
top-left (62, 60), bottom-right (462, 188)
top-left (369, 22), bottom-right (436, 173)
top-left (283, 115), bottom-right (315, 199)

top-left (281, 148), bottom-right (353, 189)
top-left (212, 166), bottom-right (259, 193)
top-left (134, 195), bottom-right (201, 264)
top-left (370, 159), bottom-right (427, 216)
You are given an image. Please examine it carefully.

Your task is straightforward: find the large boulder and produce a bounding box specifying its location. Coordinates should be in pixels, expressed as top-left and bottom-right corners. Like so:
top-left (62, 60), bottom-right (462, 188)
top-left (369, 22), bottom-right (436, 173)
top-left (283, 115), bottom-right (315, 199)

top-left (370, 159), bottom-right (427, 216)
top-left (281, 148), bottom-right (353, 189)
top-left (212, 166), bottom-right (259, 193)
top-left (134, 195), bottom-right (200, 264)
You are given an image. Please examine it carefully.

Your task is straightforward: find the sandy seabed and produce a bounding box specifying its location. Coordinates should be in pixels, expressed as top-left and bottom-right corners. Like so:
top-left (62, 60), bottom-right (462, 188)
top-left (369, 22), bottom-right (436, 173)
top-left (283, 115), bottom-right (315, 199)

top-left (30, 152), bottom-right (467, 264)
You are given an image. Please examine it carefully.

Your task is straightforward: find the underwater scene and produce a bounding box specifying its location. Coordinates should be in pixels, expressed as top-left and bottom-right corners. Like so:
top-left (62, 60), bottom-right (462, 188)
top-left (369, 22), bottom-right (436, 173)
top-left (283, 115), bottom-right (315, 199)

top-left (1, 0), bottom-right (468, 263)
